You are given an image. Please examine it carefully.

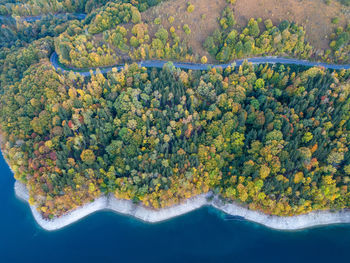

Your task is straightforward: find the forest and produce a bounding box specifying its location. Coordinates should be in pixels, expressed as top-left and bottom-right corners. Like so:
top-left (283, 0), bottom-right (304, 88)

top-left (0, 0), bottom-right (165, 16)
top-left (0, 0), bottom-right (349, 219)
top-left (54, 1), bottom-right (194, 68)
top-left (1, 57), bottom-right (350, 217)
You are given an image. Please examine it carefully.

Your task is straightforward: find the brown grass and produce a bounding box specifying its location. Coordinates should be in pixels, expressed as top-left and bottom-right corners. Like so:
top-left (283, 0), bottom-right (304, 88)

top-left (234, 0), bottom-right (349, 50)
top-left (142, 0), bottom-right (228, 61)
top-left (141, 0), bottom-right (349, 60)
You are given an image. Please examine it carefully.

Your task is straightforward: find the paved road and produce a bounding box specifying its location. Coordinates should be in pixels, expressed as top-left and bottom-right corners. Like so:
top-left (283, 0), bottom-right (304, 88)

top-left (2, 12), bottom-right (349, 74)
top-left (50, 52), bottom-right (350, 77)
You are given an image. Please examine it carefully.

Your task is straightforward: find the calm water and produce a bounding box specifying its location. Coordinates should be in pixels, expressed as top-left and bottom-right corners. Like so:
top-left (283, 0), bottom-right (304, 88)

top-left (1, 153), bottom-right (350, 263)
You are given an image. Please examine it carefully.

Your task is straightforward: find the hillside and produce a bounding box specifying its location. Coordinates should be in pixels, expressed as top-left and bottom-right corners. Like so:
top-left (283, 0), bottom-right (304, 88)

top-left (142, 0), bottom-right (349, 58)
top-left (53, 0), bottom-right (349, 67)
top-left (0, 0), bottom-right (349, 220)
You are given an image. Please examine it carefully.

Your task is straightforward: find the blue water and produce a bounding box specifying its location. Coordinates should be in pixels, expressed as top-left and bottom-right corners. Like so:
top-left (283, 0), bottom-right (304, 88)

top-left (1, 153), bottom-right (350, 263)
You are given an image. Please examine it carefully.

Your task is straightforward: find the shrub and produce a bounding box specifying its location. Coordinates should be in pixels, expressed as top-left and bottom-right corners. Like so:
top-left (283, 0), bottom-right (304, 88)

top-left (187, 3), bottom-right (195, 13)
top-left (183, 24), bottom-right (191, 35)
top-left (154, 17), bottom-right (161, 25)
top-left (168, 16), bottom-right (175, 24)
top-left (332, 17), bottom-right (340, 24)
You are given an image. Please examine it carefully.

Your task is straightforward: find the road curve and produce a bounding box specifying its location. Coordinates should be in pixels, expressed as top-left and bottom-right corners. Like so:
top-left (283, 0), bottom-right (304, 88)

top-left (2, 12), bottom-right (349, 73)
top-left (2, 12), bottom-right (349, 74)
top-left (50, 52), bottom-right (350, 77)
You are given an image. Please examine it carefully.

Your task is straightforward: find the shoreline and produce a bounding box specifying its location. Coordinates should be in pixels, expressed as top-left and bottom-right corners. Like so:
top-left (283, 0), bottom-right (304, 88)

top-left (14, 181), bottom-right (350, 231)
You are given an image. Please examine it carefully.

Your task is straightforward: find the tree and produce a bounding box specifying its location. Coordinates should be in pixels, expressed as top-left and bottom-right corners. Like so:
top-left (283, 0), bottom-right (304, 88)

top-left (344, 165), bottom-right (350, 175)
top-left (259, 165), bottom-right (270, 179)
top-left (293, 172), bottom-right (304, 184)
top-left (131, 8), bottom-right (141, 24)
top-left (327, 151), bottom-right (344, 164)
top-left (302, 132), bottom-right (313, 143)
top-left (255, 78), bottom-right (265, 90)
top-left (81, 149), bottom-right (96, 165)
top-left (248, 18), bottom-right (260, 37)
top-left (155, 27), bottom-right (169, 44)
top-left (265, 130), bottom-right (283, 142)
top-left (264, 19), bottom-right (273, 29)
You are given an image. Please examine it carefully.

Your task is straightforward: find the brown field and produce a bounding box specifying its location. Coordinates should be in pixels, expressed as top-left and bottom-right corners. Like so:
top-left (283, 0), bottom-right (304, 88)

top-left (142, 0), bottom-right (228, 60)
top-left (141, 0), bottom-right (349, 60)
top-left (234, 0), bottom-right (349, 50)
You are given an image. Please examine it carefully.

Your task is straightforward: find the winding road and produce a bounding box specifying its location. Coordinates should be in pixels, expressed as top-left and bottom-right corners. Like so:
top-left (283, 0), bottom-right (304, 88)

top-left (50, 52), bottom-right (350, 77)
top-left (2, 12), bottom-right (349, 73)
top-left (4, 10), bottom-right (350, 231)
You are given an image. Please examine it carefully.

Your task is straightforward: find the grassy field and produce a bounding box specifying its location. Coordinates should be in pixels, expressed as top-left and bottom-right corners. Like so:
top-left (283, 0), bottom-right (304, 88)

top-left (233, 0), bottom-right (349, 50)
top-left (142, 0), bottom-right (349, 60)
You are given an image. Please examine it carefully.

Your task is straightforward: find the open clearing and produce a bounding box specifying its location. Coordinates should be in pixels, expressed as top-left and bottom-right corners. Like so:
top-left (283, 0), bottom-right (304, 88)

top-left (142, 0), bottom-right (349, 60)
top-left (142, 0), bottom-right (228, 60)
top-left (234, 0), bottom-right (349, 50)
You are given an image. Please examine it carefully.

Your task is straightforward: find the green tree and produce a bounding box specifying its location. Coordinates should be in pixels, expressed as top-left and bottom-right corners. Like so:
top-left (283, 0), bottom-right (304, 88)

top-left (81, 149), bottom-right (96, 165)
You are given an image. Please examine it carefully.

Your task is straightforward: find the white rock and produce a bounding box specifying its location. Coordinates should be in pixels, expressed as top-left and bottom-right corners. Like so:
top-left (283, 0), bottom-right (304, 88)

top-left (14, 181), bottom-right (350, 231)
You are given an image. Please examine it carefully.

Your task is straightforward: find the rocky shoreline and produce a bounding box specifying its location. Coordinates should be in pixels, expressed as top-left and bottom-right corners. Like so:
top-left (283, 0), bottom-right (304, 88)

top-left (14, 181), bottom-right (350, 231)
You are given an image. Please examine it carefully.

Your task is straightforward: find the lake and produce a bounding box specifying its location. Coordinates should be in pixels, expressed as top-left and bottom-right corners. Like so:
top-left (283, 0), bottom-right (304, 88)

top-left (1, 153), bottom-right (350, 263)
